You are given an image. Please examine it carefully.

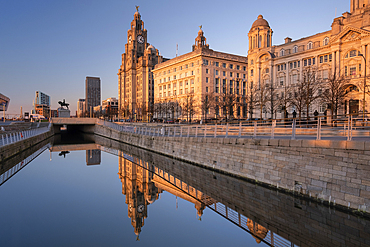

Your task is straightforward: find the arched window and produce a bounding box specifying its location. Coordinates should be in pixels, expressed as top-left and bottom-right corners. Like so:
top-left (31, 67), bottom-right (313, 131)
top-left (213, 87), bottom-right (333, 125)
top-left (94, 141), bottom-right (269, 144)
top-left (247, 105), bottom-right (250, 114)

top-left (280, 49), bottom-right (285, 56)
top-left (258, 35), bottom-right (262, 48)
top-left (323, 37), bottom-right (329, 46)
top-left (293, 46), bottom-right (298, 53)
top-left (307, 42), bottom-right (313, 50)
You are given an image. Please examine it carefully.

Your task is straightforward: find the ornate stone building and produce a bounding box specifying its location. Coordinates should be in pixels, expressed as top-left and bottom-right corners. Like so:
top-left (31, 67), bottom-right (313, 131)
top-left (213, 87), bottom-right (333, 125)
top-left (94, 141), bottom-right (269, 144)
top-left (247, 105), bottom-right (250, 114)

top-left (248, 0), bottom-right (370, 118)
top-left (153, 28), bottom-right (248, 121)
top-left (118, 8), bottom-right (165, 121)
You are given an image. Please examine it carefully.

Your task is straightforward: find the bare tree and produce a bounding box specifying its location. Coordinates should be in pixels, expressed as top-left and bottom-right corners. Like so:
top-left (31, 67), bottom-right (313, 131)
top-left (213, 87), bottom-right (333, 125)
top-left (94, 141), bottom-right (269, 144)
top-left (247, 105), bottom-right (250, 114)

top-left (277, 82), bottom-right (293, 119)
top-left (181, 94), bottom-right (197, 122)
top-left (255, 80), bottom-right (270, 119)
top-left (266, 84), bottom-right (280, 119)
top-left (290, 68), bottom-right (321, 121)
top-left (200, 93), bottom-right (214, 122)
top-left (289, 80), bottom-right (306, 121)
top-left (320, 66), bottom-right (349, 119)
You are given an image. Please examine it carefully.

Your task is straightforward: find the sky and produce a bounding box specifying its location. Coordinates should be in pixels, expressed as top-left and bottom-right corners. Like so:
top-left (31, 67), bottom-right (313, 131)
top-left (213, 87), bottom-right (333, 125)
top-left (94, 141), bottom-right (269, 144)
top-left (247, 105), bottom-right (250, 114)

top-left (1, 0), bottom-right (349, 116)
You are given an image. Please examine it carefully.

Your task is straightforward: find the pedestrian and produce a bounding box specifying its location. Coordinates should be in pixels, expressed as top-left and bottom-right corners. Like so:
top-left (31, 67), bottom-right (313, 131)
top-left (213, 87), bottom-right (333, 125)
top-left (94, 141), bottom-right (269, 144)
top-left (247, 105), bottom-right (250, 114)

top-left (314, 110), bottom-right (319, 122)
top-left (292, 110), bottom-right (297, 118)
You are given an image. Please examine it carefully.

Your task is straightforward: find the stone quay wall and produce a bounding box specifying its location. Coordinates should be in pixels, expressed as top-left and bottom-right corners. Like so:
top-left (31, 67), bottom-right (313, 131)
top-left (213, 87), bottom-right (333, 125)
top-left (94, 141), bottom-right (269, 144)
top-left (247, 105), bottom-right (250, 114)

top-left (94, 124), bottom-right (370, 213)
top-left (95, 135), bottom-right (370, 247)
top-left (0, 130), bottom-right (53, 163)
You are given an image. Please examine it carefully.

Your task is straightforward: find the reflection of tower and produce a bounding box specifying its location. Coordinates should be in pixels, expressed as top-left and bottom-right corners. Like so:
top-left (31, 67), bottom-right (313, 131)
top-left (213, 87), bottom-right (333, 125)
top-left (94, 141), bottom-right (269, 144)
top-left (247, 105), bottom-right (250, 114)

top-left (118, 152), bottom-right (162, 238)
top-left (246, 219), bottom-right (269, 244)
top-left (86, 149), bottom-right (101, 165)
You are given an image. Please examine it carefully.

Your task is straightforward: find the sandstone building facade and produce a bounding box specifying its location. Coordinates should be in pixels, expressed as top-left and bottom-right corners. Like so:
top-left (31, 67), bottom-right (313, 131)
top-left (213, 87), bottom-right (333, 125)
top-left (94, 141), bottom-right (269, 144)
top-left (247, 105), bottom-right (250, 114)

top-left (152, 29), bottom-right (248, 121)
top-left (248, 1), bottom-right (370, 119)
top-left (118, 8), bottom-right (165, 121)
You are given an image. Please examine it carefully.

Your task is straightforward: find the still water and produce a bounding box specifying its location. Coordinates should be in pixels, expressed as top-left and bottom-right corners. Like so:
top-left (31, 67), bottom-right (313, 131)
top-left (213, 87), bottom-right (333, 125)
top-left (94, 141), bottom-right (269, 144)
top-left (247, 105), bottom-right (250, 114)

top-left (0, 134), bottom-right (369, 247)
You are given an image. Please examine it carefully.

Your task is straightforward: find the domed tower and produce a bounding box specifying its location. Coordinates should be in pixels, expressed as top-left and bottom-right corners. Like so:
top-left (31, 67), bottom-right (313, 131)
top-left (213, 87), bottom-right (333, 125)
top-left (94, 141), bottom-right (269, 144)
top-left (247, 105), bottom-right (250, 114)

top-left (192, 26), bottom-right (209, 51)
top-left (248, 15), bottom-right (273, 52)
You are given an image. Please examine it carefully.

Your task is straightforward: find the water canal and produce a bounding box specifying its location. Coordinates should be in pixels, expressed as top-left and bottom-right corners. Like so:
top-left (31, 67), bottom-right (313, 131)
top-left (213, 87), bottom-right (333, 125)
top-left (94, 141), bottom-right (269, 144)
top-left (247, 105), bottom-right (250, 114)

top-left (0, 133), bottom-right (369, 247)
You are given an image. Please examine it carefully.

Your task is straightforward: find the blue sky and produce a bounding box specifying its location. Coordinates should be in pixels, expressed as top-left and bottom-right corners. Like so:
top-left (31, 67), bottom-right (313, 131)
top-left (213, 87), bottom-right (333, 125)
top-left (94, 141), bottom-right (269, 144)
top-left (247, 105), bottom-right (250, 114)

top-left (1, 0), bottom-right (349, 115)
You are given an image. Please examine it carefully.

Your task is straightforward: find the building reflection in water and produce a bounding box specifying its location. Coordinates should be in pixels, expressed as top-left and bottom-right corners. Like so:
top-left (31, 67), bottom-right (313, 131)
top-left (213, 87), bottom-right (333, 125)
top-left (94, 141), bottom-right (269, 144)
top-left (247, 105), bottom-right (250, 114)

top-left (117, 150), bottom-right (270, 244)
top-left (86, 149), bottom-right (101, 165)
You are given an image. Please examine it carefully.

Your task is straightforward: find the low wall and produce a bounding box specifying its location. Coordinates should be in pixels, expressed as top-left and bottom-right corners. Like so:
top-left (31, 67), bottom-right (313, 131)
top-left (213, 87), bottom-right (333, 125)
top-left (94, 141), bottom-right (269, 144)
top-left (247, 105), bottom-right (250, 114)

top-left (94, 124), bottom-right (370, 214)
top-left (0, 130), bottom-right (53, 163)
top-left (95, 135), bottom-right (370, 247)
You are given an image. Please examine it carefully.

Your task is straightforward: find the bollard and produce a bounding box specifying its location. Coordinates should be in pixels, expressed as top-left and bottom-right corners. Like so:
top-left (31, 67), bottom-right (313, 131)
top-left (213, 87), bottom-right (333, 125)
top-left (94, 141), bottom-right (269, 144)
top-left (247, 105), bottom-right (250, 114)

top-left (316, 117), bottom-right (321, 140)
top-left (225, 124), bottom-right (229, 138)
top-left (195, 126), bottom-right (198, 137)
top-left (180, 126), bottom-right (183, 137)
top-left (291, 119), bottom-right (296, 140)
top-left (238, 122), bottom-right (242, 138)
top-left (253, 121), bottom-right (257, 138)
top-left (204, 125), bottom-right (207, 138)
top-left (271, 120), bottom-right (276, 139)
top-left (187, 126), bottom-right (190, 137)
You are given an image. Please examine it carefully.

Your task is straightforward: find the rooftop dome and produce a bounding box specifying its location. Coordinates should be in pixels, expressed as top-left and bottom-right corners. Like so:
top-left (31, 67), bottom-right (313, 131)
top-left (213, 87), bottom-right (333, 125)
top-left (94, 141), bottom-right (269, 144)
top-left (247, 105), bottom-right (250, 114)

top-left (251, 15), bottom-right (270, 29)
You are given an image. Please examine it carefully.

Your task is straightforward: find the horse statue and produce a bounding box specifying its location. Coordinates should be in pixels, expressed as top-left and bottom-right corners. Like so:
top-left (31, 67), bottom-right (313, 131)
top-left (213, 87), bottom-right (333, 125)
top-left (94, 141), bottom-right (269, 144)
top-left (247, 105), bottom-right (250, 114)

top-left (58, 99), bottom-right (69, 109)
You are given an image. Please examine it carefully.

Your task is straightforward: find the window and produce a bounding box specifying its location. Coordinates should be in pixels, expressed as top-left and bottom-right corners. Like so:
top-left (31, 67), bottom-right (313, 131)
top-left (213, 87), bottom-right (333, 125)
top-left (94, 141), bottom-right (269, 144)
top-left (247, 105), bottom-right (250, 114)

top-left (237, 73), bottom-right (239, 78)
top-left (307, 42), bottom-right (313, 50)
top-left (323, 37), bottom-right (329, 46)
top-left (215, 62), bottom-right (219, 67)
top-left (186, 80), bottom-right (189, 85)
top-left (206, 69), bottom-right (209, 74)
top-left (293, 46), bottom-right (298, 53)
top-left (279, 76), bottom-right (284, 86)
top-left (251, 69), bottom-right (254, 76)
top-left (292, 74), bottom-right (298, 84)
top-left (265, 68), bottom-right (269, 74)
top-left (243, 66), bottom-right (246, 71)
top-left (185, 72), bottom-right (187, 77)
top-left (216, 70), bottom-right (219, 75)
top-left (191, 87), bottom-right (194, 93)
top-left (294, 61), bottom-right (297, 68)
top-left (173, 83), bottom-right (176, 88)
top-left (243, 74), bottom-right (246, 79)
top-left (180, 82), bottom-right (183, 86)
top-left (206, 87), bottom-right (208, 93)
top-left (345, 66), bottom-right (348, 76)
top-left (168, 77), bottom-right (170, 81)
top-left (174, 68), bottom-right (176, 72)
top-left (237, 65), bottom-right (240, 70)
top-left (163, 92), bottom-right (166, 97)
top-left (223, 71), bottom-right (226, 76)
top-left (168, 84), bottom-right (171, 89)
top-left (191, 71), bottom-right (194, 75)
top-left (191, 62), bottom-right (194, 67)
top-left (203, 59), bottom-right (209, 65)
top-left (186, 64), bottom-right (188, 69)
top-left (191, 79), bottom-right (194, 84)
top-left (180, 66), bottom-right (182, 70)
top-left (350, 66), bottom-right (356, 75)
top-left (159, 86), bottom-right (162, 90)
top-left (174, 90), bottom-right (176, 96)
top-left (206, 77), bottom-right (209, 83)
top-left (180, 89), bottom-right (183, 94)
top-left (350, 50), bottom-right (357, 57)
top-left (164, 78), bottom-right (166, 82)
top-left (174, 75), bottom-right (176, 80)
top-left (163, 85), bottom-right (166, 90)
top-left (185, 88), bottom-right (188, 94)
top-left (230, 72), bottom-right (233, 77)
top-left (229, 64), bottom-right (233, 69)
top-left (280, 49), bottom-right (285, 56)
top-left (250, 60), bottom-right (254, 65)
top-left (323, 70), bottom-right (328, 79)
top-left (222, 63), bottom-right (226, 68)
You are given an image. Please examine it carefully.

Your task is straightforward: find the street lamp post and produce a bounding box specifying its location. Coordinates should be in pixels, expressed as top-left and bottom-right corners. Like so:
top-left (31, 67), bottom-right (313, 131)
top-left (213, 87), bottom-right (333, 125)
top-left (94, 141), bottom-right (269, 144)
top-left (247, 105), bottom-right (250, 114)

top-left (360, 52), bottom-right (367, 121)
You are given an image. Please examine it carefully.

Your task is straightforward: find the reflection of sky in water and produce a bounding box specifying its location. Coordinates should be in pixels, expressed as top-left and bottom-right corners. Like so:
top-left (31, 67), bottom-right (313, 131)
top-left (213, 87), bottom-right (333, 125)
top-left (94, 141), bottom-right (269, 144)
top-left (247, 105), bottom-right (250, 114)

top-left (0, 150), bottom-right (265, 247)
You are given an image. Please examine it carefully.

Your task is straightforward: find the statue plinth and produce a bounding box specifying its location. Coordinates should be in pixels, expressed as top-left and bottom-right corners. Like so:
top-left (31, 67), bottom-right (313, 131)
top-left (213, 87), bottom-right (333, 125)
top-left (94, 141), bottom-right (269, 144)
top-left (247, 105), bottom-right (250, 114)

top-left (58, 108), bottom-right (70, 118)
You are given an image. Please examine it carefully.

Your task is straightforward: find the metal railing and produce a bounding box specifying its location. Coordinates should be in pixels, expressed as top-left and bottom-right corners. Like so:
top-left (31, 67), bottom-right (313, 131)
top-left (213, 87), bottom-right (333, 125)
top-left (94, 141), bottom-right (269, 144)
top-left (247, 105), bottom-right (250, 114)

top-left (0, 143), bottom-right (51, 185)
top-left (0, 123), bottom-right (51, 147)
top-left (96, 114), bottom-right (370, 141)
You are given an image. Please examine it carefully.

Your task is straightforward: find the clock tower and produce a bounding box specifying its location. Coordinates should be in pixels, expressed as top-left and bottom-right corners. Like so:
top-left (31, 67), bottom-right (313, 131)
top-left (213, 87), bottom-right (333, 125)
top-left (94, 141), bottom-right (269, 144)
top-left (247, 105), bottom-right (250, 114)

top-left (118, 7), bottom-right (164, 121)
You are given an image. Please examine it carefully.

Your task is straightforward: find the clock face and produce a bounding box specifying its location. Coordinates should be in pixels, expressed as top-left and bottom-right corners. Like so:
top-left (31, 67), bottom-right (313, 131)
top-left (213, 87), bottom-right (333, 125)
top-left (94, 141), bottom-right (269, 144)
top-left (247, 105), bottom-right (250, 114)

top-left (129, 36), bottom-right (132, 44)
top-left (137, 35), bottom-right (144, 44)
top-left (137, 204), bottom-right (144, 213)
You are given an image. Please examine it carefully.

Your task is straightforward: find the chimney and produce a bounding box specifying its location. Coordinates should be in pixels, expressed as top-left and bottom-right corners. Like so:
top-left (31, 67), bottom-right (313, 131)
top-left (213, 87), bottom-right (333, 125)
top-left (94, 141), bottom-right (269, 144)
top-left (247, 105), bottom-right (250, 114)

top-left (285, 37), bottom-right (292, 44)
